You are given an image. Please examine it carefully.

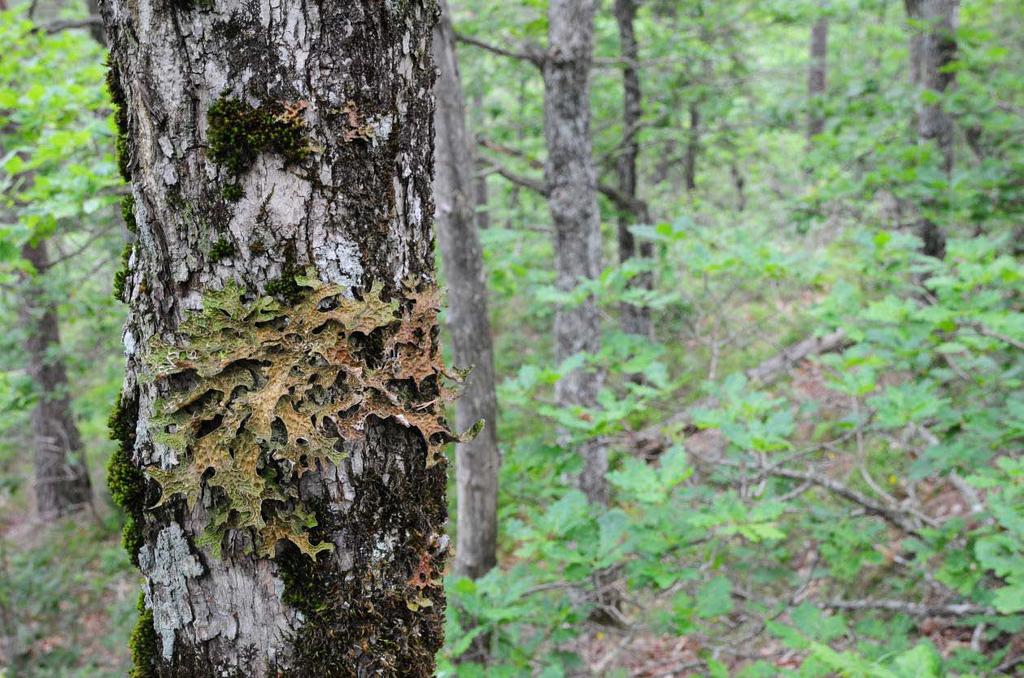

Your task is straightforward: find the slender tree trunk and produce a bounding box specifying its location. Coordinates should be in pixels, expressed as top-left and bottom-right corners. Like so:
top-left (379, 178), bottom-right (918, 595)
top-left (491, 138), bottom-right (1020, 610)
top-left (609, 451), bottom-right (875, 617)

top-left (544, 0), bottom-right (607, 505)
top-left (472, 95), bottom-right (491, 231)
top-left (432, 0), bottom-right (500, 581)
top-left (919, 0), bottom-right (957, 175)
top-left (613, 0), bottom-right (653, 339)
top-left (807, 16), bottom-right (828, 139)
top-left (100, 2), bottom-right (447, 675)
top-left (907, 0), bottom-right (957, 258)
top-left (904, 0), bottom-right (925, 88)
top-left (683, 104), bottom-right (700, 192)
top-left (19, 240), bottom-right (93, 518)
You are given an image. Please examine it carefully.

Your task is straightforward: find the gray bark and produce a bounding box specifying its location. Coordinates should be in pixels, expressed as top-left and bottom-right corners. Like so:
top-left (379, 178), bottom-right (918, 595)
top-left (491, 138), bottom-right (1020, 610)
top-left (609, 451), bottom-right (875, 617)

top-left (613, 0), bottom-right (653, 340)
top-left (807, 16), bottom-right (828, 139)
top-left (432, 0), bottom-right (501, 581)
top-left (19, 239), bottom-right (93, 518)
top-left (99, 1), bottom-right (444, 675)
top-left (544, 0), bottom-right (607, 505)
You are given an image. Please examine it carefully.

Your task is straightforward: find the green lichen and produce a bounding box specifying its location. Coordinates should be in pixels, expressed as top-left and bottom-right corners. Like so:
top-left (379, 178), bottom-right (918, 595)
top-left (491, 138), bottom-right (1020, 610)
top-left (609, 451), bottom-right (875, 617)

top-left (207, 96), bottom-right (311, 176)
top-left (129, 592), bottom-right (159, 678)
top-left (143, 275), bottom-right (460, 561)
top-left (209, 238), bottom-right (235, 263)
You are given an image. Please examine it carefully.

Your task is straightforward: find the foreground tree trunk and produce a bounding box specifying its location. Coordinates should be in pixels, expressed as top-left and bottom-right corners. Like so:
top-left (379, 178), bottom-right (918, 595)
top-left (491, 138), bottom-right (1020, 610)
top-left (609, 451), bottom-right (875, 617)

top-left (432, 0), bottom-right (501, 581)
top-left (544, 0), bottom-right (607, 506)
top-left (19, 240), bottom-right (93, 518)
top-left (807, 16), bottom-right (828, 139)
top-left (613, 0), bottom-right (653, 340)
top-left (100, 2), bottom-right (446, 675)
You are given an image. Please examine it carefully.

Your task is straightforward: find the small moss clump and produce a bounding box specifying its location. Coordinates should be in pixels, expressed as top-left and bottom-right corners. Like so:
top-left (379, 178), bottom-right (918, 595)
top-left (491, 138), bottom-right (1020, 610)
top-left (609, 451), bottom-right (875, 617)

top-left (209, 237), bottom-right (235, 263)
top-left (106, 59), bottom-right (132, 183)
top-left (129, 592), bottom-right (159, 678)
top-left (112, 243), bottom-right (133, 303)
top-left (221, 182), bottom-right (244, 202)
top-left (107, 392), bottom-right (146, 566)
top-left (121, 194), bottom-right (138, 234)
top-left (207, 96), bottom-right (311, 176)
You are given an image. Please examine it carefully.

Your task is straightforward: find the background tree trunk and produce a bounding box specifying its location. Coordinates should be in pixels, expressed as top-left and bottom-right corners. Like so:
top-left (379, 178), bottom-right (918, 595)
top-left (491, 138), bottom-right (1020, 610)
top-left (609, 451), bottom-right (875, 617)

top-left (544, 0), bottom-right (608, 506)
top-left (614, 0), bottom-right (653, 340)
top-left (908, 0), bottom-right (957, 258)
top-left (433, 0), bottom-right (501, 581)
top-left (100, 1), bottom-right (445, 675)
top-left (683, 104), bottom-right (700, 192)
top-left (807, 16), bottom-right (829, 139)
top-left (19, 239), bottom-right (93, 518)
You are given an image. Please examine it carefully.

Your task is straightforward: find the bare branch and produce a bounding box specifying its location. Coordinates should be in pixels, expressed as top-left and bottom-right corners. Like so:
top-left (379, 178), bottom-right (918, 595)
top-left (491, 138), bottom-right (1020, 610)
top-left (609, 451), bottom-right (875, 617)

top-left (37, 15), bottom-right (103, 34)
top-left (822, 598), bottom-right (994, 617)
top-left (455, 32), bottom-right (545, 68)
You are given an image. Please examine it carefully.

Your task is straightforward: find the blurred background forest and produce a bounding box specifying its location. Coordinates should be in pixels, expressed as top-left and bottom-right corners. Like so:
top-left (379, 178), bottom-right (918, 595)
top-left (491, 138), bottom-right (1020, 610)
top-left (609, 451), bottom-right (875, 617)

top-left (1, 0), bottom-right (1023, 675)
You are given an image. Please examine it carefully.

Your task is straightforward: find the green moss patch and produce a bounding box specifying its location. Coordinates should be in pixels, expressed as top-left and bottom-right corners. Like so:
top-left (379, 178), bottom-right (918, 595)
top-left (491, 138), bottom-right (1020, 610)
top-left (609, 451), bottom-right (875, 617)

top-left (207, 96), bottom-right (311, 176)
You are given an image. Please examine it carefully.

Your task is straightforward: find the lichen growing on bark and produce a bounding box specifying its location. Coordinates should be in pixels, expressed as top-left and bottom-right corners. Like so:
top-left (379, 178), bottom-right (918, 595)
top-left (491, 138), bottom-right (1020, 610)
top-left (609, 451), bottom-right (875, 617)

top-left (144, 274), bottom-right (463, 560)
top-left (206, 97), bottom-right (311, 176)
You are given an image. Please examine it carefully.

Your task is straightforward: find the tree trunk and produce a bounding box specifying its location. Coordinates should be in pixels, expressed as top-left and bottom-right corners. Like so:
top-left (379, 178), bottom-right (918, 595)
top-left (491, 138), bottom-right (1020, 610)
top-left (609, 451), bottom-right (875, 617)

top-left (472, 95), bottom-right (491, 231)
top-left (99, 1), bottom-right (447, 675)
top-left (432, 0), bottom-right (500, 581)
top-left (807, 16), bottom-right (828, 139)
top-left (683, 104), bottom-right (700, 192)
top-left (904, 0), bottom-right (925, 87)
top-left (919, 0), bottom-right (957, 175)
top-left (19, 239), bottom-right (93, 519)
top-left (544, 0), bottom-right (607, 505)
top-left (907, 0), bottom-right (957, 258)
top-left (613, 0), bottom-right (653, 340)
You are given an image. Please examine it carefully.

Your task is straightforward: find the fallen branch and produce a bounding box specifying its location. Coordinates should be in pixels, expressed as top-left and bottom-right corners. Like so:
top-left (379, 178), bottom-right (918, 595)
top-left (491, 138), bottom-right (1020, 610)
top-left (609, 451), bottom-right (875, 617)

top-left (822, 598), bottom-right (994, 617)
top-left (765, 466), bottom-right (931, 535)
top-left (629, 329), bottom-right (850, 453)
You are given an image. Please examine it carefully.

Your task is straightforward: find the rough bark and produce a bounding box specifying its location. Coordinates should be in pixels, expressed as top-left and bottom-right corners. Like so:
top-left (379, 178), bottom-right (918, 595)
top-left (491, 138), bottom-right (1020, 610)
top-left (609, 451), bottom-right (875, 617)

top-left (907, 0), bottom-right (957, 258)
top-left (544, 0), bottom-right (607, 505)
top-left (613, 0), bottom-right (653, 340)
top-left (432, 0), bottom-right (500, 581)
top-left (99, 1), bottom-right (445, 675)
top-left (18, 239), bottom-right (93, 518)
top-left (807, 16), bottom-right (828, 139)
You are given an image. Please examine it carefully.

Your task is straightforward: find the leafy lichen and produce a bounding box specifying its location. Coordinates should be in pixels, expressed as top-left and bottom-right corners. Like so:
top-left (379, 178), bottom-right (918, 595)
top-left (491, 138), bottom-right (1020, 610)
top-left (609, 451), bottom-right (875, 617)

top-left (144, 274), bottom-right (462, 559)
top-left (207, 96), bottom-right (311, 176)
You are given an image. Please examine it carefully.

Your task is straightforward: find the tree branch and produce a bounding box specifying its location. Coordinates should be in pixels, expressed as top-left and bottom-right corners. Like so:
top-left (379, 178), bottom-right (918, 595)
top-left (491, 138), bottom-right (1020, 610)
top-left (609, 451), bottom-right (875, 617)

top-left (36, 15), bottom-right (103, 34)
top-left (822, 598), bottom-right (994, 617)
top-left (455, 32), bottom-right (545, 68)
